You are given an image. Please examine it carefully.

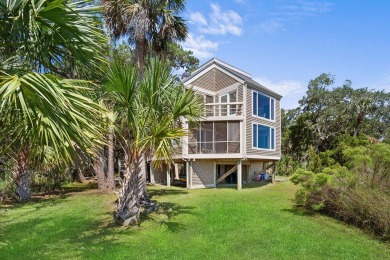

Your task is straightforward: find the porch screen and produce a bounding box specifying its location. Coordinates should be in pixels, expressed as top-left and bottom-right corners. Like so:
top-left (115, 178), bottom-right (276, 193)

top-left (188, 121), bottom-right (240, 154)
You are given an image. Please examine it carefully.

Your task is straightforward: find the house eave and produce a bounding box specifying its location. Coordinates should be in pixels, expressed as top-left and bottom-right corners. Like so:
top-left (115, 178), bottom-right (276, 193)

top-left (246, 81), bottom-right (283, 99)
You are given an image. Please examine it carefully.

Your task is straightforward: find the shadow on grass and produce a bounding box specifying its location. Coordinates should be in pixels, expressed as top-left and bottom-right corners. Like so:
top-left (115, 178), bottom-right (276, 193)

top-left (1, 182), bottom-right (105, 215)
top-left (140, 201), bottom-right (196, 233)
top-left (0, 210), bottom-right (134, 259)
top-left (147, 188), bottom-right (189, 199)
top-left (281, 206), bottom-right (316, 217)
top-left (216, 181), bottom-right (271, 190)
top-left (0, 194), bottom-right (70, 213)
top-left (61, 182), bottom-right (98, 192)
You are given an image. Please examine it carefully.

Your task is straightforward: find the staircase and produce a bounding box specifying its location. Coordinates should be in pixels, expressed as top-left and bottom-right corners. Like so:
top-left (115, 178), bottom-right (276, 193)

top-left (217, 165), bottom-right (238, 184)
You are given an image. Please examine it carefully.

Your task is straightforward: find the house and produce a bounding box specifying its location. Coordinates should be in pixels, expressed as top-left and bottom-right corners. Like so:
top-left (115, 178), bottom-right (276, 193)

top-left (149, 58), bottom-right (282, 190)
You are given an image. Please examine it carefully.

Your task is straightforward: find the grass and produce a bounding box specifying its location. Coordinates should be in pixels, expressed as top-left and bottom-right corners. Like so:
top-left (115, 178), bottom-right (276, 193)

top-left (0, 181), bottom-right (389, 260)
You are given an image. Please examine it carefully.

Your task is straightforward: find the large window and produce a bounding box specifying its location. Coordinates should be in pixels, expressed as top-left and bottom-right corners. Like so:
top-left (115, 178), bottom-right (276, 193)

top-left (252, 123), bottom-right (275, 150)
top-left (253, 91), bottom-right (275, 120)
top-left (188, 121), bottom-right (240, 154)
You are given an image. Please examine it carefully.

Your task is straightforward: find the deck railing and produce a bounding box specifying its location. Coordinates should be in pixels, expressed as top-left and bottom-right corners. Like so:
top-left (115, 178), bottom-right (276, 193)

top-left (203, 102), bottom-right (243, 117)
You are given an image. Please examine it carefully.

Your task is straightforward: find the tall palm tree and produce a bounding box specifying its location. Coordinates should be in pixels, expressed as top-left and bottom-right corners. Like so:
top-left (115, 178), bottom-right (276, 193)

top-left (103, 0), bottom-right (188, 72)
top-left (0, 0), bottom-right (107, 201)
top-left (105, 59), bottom-right (201, 225)
top-left (93, 101), bottom-right (117, 191)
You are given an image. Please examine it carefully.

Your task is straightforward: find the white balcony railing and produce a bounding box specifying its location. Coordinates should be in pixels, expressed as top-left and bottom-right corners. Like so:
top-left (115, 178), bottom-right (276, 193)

top-left (203, 102), bottom-right (243, 117)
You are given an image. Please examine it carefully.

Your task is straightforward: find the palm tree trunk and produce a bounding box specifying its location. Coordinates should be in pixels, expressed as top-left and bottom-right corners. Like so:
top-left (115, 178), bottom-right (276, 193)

top-left (94, 127), bottom-right (115, 191)
top-left (138, 153), bottom-right (148, 198)
top-left (107, 127), bottom-right (116, 190)
top-left (136, 39), bottom-right (145, 78)
top-left (93, 149), bottom-right (107, 190)
top-left (114, 154), bottom-right (141, 226)
top-left (73, 154), bottom-right (86, 183)
top-left (13, 147), bottom-right (31, 202)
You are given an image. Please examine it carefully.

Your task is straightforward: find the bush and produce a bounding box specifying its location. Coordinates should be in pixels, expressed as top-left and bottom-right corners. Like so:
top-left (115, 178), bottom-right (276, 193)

top-left (321, 184), bottom-right (390, 240)
top-left (276, 155), bottom-right (299, 176)
top-left (291, 142), bottom-right (390, 240)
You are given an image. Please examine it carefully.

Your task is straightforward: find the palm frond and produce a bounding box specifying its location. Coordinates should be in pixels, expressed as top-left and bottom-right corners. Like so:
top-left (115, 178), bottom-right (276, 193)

top-left (0, 72), bottom-right (105, 161)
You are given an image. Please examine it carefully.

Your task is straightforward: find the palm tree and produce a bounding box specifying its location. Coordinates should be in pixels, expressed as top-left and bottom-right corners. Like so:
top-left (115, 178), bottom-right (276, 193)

top-left (103, 0), bottom-right (188, 72)
top-left (0, 0), bottom-right (107, 201)
top-left (0, 74), bottom-right (105, 201)
top-left (1, 0), bottom-right (107, 78)
top-left (105, 59), bottom-right (201, 225)
top-left (93, 102), bottom-right (117, 191)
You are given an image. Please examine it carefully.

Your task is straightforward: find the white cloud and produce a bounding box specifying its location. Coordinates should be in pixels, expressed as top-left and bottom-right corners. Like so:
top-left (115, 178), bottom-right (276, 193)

top-left (181, 33), bottom-right (219, 59)
top-left (189, 12), bottom-right (208, 26)
top-left (189, 3), bottom-right (243, 36)
top-left (260, 20), bottom-right (284, 34)
top-left (261, 0), bottom-right (333, 33)
top-left (254, 77), bottom-right (306, 109)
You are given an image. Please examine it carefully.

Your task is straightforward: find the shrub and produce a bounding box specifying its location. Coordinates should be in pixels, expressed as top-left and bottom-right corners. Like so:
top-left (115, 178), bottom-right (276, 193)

top-left (276, 155), bottom-right (299, 176)
top-left (291, 142), bottom-right (390, 240)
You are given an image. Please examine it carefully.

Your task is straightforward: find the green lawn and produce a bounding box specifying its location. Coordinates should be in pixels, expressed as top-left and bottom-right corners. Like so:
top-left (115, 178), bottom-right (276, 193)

top-left (1, 181), bottom-right (389, 259)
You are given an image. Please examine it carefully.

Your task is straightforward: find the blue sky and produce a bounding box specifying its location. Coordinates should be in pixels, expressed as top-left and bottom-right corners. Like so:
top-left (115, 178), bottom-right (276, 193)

top-left (181, 0), bottom-right (390, 109)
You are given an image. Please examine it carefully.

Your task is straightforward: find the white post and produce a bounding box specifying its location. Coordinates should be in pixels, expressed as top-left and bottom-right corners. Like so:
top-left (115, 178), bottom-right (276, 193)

top-left (166, 165), bottom-right (171, 187)
top-left (182, 119), bottom-right (189, 156)
top-left (150, 163), bottom-right (155, 184)
top-left (237, 159), bottom-right (242, 190)
top-left (174, 163), bottom-right (179, 180)
top-left (213, 161), bottom-right (217, 187)
top-left (189, 160), bottom-right (193, 189)
top-left (186, 161), bottom-right (189, 189)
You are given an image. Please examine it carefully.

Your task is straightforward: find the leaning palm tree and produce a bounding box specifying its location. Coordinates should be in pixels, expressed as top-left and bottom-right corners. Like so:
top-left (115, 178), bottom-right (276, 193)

top-left (105, 59), bottom-right (202, 225)
top-left (0, 0), bottom-right (107, 201)
top-left (103, 0), bottom-right (188, 72)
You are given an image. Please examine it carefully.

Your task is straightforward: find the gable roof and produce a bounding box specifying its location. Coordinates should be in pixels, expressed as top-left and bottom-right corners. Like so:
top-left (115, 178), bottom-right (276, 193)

top-left (183, 58), bottom-right (282, 99)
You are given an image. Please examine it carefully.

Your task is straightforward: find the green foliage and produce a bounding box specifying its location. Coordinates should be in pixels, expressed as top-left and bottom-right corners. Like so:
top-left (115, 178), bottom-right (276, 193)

top-left (105, 58), bottom-right (203, 165)
top-left (283, 73), bottom-right (390, 163)
top-left (290, 168), bottom-right (315, 185)
top-left (0, 0), bottom-right (107, 78)
top-left (103, 0), bottom-right (188, 71)
top-left (0, 0), bottom-right (108, 200)
top-left (319, 150), bottom-right (336, 167)
top-left (275, 155), bottom-right (299, 176)
top-left (307, 146), bottom-right (322, 173)
top-left (0, 73), bottom-right (104, 161)
top-left (165, 42), bottom-right (199, 72)
top-left (291, 141), bottom-right (390, 239)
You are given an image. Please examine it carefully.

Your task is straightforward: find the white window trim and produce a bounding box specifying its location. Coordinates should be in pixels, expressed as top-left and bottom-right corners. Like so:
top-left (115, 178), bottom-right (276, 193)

top-left (219, 90), bottom-right (238, 116)
top-left (252, 90), bottom-right (276, 122)
top-left (252, 122), bottom-right (276, 151)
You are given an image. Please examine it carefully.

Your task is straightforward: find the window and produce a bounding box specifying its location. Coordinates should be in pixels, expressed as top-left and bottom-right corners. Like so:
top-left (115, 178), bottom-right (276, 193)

top-left (252, 91), bottom-right (275, 120)
top-left (219, 91), bottom-right (237, 116)
top-left (252, 123), bottom-right (275, 150)
top-left (188, 121), bottom-right (240, 154)
top-left (204, 95), bottom-right (214, 117)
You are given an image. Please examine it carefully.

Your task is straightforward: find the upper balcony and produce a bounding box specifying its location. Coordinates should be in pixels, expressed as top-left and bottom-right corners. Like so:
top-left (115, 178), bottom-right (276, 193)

top-left (202, 102), bottom-right (244, 120)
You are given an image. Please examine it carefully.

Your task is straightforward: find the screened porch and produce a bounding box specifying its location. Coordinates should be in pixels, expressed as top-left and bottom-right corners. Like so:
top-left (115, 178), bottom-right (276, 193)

top-left (188, 121), bottom-right (241, 154)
